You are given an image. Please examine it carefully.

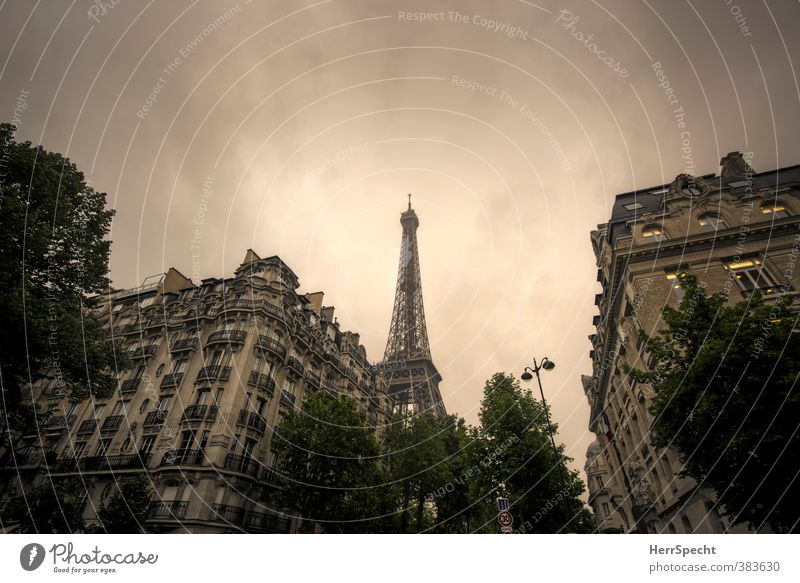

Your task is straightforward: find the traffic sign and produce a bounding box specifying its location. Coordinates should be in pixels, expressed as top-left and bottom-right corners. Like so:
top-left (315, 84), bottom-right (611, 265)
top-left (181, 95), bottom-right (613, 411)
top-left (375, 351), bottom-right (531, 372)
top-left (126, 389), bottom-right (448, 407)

top-left (496, 497), bottom-right (509, 512)
top-left (497, 511), bottom-right (513, 527)
top-left (500, 526), bottom-right (513, 534)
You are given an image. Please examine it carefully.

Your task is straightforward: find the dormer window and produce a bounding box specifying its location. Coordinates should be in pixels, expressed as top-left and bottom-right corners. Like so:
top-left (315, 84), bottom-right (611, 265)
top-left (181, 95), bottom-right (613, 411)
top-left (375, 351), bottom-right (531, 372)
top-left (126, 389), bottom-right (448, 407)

top-left (761, 201), bottom-right (789, 218)
top-left (642, 224), bottom-right (667, 241)
top-left (698, 212), bottom-right (726, 232)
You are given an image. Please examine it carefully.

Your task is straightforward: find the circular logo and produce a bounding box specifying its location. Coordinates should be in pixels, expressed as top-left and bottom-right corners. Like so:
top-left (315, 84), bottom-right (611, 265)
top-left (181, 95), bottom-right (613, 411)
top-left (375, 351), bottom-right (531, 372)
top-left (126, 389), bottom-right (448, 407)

top-left (498, 511), bottom-right (513, 527)
top-left (20, 543), bottom-right (46, 571)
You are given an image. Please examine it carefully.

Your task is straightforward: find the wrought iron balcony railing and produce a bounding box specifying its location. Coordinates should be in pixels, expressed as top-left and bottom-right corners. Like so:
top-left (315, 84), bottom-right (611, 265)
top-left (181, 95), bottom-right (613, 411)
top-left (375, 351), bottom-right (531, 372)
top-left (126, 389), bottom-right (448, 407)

top-left (144, 410), bottom-right (168, 427)
top-left (223, 454), bottom-right (260, 478)
top-left (120, 378), bottom-right (141, 395)
top-left (170, 337), bottom-right (199, 353)
top-left (247, 371), bottom-right (276, 393)
top-left (255, 335), bottom-right (287, 360)
top-left (286, 356), bottom-right (304, 376)
top-left (76, 419), bottom-right (97, 435)
top-left (128, 344), bottom-right (159, 360)
top-left (237, 410), bottom-right (267, 433)
top-left (280, 390), bottom-right (296, 408)
top-left (160, 449), bottom-right (205, 467)
top-left (209, 503), bottom-right (245, 524)
top-left (148, 500), bottom-right (187, 520)
top-left (206, 329), bottom-right (247, 346)
top-left (101, 415), bottom-right (124, 432)
top-left (245, 510), bottom-right (291, 532)
top-left (160, 372), bottom-right (184, 389)
top-left (196, 365), bottom-right (231, 382)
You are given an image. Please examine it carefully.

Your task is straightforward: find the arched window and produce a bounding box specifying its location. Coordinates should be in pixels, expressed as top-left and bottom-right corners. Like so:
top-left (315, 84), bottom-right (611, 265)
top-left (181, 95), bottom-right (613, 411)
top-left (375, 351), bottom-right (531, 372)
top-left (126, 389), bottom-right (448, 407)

top-left (698, 212), bottom-right (726, 232)
top-left (761, 200), bottom-right (789, 218)
top-left (642, 224), bottom-right (667, 241)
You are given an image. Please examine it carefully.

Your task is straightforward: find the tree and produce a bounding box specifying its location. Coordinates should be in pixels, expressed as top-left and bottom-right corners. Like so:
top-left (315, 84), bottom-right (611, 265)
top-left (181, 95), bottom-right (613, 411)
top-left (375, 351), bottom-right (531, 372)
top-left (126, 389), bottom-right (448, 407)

top-left (0, 123), bottom-right (124, 464)
top-left (385, 412), bottom-right (462, 532)
top-left (473, 373), bottom-right (594, 533)
top-left (3, 477), bottom-right (88, 533)
top-left (270, 391), bottom-right (392, 533)
top-left (93, 475), bottom-right (154, 533)
top-left (630, 274), bottom-right (800, 532)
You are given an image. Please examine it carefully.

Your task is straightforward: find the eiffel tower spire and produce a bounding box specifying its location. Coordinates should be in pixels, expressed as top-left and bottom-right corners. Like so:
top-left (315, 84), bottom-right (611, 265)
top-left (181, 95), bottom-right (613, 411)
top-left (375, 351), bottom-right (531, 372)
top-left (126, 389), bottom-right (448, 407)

top-left (382, 196), bottom-right (445, 415)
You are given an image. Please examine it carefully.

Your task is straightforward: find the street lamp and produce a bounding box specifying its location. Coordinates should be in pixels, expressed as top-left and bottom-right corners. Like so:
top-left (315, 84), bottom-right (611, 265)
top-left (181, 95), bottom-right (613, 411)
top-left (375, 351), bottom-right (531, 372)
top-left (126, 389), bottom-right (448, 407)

top-left (521, 357), bottom-right (574, 526)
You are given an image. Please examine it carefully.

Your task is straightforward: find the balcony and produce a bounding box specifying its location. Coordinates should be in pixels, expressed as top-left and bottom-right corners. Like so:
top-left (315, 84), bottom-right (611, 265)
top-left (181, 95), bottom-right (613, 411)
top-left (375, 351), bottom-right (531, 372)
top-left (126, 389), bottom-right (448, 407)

top-left (119, 378), bottom-right (141, 395)
top-left (181, 404), bottom-right (207, 422)
top-left (285, 356), bottom-right (304, 377)
top-left (261, 466), bottom-right (287, 487)
top-left (304, 371), bottom-right (320, 389)
top-left (206, 329), bottom-right (247, 346)
top-left (223, 454), bottom-right (260, 478)
top-left (196, 365), bottom-right (231, 382)
top-left (143, 410), bottom-right (168, 427)
top-left (76, 419), bottom-right (97, 435)
top-left (247, 371), bottom-right (276, 393)
top-left (160, 372), bottom-right (184, 389)
top-left (245, 510), bottom-right (291, 533)
top-left (263, 302), bottom-right (285, 322)
top-left (237, 410), bottom-right (267, 434)
top-left (221, 298), bottom-right (264, 313)
top-left (170, 337), bottom-right (199, 353)
top-left (128, 344), bottom-right (159, 360)
top-left (101, 415), bottom-right (124, 432)
top-left (255, 335), bottom-right (286, 361)
top-left (44, 414), bottom-right (75, 431)
top-left (148, 501), bottom-right (187, 520)
top-left (280, 390), bottom-right (296, 408)
top-left (588, 488), bottom-right (609, 505)
top-left (209, 503), bottom-right (245, 525)
top-left (160, 449), bottom-right (205, 467)
top-left (54, 453), bottom-right (151, 473)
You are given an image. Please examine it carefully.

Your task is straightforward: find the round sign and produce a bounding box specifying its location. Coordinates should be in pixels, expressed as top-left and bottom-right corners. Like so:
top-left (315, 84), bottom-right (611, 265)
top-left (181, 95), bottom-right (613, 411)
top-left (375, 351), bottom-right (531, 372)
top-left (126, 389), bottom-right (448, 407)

top-left (498, 511), bottom-right (513, 527)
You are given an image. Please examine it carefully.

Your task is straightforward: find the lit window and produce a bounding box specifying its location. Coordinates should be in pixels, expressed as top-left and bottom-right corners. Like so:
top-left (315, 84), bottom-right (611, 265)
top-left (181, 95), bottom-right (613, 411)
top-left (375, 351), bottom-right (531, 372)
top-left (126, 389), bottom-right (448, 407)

top-left (666, 269), bottom-right (689, 301)
top-left (725, 258), bottom-right (778, 294)
top-left (642, 224), bottom-right (667, 241)
top-left (761, 201), bottom-right (789, 218)
top-left (698, 212), bottom-right (726, 232)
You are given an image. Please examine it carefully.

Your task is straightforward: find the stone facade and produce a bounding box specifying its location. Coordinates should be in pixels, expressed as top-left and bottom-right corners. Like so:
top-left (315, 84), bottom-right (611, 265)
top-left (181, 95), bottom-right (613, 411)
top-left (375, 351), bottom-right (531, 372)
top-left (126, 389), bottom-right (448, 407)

top-left (2, 250), bottom-right (392, 533)
top-left (584, 153), bottom-right (800, 533)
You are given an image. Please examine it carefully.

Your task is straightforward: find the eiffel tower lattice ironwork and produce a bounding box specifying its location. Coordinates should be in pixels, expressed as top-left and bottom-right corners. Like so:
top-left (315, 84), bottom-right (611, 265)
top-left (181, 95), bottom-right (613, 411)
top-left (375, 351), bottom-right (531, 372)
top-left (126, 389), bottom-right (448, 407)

top-left (381, 195), bottom-right (446, 416)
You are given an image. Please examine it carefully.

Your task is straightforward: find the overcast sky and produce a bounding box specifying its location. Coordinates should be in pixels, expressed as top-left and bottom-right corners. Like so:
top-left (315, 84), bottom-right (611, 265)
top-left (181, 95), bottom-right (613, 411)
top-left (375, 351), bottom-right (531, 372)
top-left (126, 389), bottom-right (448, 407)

top-left (2, 0), bottom-right (799, 475)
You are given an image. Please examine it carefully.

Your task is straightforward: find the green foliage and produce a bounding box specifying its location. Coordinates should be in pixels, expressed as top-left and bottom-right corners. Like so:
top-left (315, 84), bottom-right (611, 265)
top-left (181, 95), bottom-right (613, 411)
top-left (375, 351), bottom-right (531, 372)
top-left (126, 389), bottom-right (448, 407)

top-left (630, 274), bottom-right (800, 532)
top-left (4, 478), bottom-right (88, 533)
top-left (0, 123), bottom-right (125, 459)
top-left (94, 475), bottom-right (154, 533)
top-left (270, 391), bottom-right (393, 533)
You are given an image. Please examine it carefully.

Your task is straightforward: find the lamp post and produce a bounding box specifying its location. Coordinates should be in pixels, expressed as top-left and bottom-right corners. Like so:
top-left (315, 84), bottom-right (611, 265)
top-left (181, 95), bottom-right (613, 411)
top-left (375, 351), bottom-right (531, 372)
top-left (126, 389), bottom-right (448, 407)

top-left (521, 358), bottom-right (574, 526)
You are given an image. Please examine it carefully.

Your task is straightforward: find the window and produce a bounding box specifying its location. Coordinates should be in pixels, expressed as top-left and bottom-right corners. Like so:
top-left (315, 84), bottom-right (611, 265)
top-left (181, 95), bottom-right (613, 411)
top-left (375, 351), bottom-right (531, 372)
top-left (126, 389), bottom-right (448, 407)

top-left (92, 403), bottom-right (106, 419)
top-left (665, 269), bottom-right (688, 301)
top-left (156, 364), bottom-right (165, 376)
top-left (140, 296), bottom-right (155, 308)
top-left (157, 395), bottom-right (173, 411)
top-left (140, 435), bottom-right (156, 456)
top-left (111, 400), bottom-right (128, 416)
top-left (761, 200), bottom-right (789, 218)
top-left (642, 224), bottom-right (667, 241)
top-left (101, 483), bottom-right (114, 500)
top-left (172, 359), bottom-right (188, 374)
top-left (601, 503), bottom-right (611, 519)
top-left (139, 399), bottom-right (150, 414)
top-left (111, 303), bottom-right (124, 313)
top-left (73, 442), bottom-right (87, 458)
top-left (725, 257), bottom-right (778, 294)
top-left (195, 389), bottom-right (211, 405)
top-left (120, 437), bottom-right (131, 452)
top-left (698, 212), bottom-right (726, 232)
top-left (624, 202), bottom-right (644, 211)
top-left (95, 438), bottom-right (112, 456)
top-left (594, 476), bottom-right (604, 489)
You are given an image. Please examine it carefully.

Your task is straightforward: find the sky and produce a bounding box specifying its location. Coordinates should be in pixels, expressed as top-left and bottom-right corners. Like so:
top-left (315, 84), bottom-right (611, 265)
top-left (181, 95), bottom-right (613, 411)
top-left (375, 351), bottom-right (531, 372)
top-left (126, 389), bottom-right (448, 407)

top-left (2, 0), bottom-right (799, 476)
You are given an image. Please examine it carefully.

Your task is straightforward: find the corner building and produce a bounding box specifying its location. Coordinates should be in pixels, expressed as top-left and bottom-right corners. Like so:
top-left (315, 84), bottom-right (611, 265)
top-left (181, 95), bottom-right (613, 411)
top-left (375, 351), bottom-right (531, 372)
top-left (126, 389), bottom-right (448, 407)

top-left (584, 153), bottom-right (800, 533)
top-left (4, 250), bottom-right (392, 533)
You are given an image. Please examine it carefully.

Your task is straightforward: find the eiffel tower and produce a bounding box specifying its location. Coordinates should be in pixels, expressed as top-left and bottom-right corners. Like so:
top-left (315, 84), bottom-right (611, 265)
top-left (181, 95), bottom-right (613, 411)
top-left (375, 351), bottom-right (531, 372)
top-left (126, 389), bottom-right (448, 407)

top-left (381, 195), bottom-right (446, 416)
